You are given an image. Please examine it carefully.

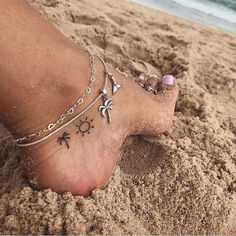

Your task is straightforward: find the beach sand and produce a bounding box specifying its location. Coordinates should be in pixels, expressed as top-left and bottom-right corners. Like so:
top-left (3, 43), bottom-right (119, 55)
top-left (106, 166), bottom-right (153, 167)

top-left (0, 0), bottom-right (236, 234)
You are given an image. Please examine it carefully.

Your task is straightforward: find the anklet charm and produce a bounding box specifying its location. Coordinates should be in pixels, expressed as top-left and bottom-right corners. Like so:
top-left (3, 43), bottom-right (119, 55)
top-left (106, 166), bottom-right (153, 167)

top-left (99, 89), bottom-right (113, 124)
top-left (107, 72), bottom-right (122, 95)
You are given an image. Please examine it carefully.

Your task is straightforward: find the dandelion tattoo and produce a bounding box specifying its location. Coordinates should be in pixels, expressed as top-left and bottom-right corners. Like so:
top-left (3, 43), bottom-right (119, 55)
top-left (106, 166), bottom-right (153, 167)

top-left (57, 132), bottom-right (70, 149)
top-left (76, 117), bottom-right (95, 137)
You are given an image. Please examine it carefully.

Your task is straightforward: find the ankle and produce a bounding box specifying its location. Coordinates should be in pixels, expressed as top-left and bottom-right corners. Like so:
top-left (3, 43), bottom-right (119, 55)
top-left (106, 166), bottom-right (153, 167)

top-left (2, 47), bottom-right (104, 138)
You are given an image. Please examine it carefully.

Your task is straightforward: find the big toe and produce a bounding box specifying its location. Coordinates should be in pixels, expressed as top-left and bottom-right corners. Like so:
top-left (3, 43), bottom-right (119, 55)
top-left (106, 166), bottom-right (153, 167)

top-left (132, 74), bottom-right (179, 135)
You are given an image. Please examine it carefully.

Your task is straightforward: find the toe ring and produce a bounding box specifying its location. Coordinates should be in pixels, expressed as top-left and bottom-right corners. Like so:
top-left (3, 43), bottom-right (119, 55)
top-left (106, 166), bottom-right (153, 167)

top-left (145, 85), bottom-right (156, 92)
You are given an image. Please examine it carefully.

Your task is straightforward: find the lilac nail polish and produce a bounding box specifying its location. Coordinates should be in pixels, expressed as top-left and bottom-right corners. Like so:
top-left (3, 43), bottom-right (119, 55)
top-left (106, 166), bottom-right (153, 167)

top-left (162, 75), bottom-right (174, 86)
top-left (135, 74), bottom-right (146, 86)
top-left (137, 74), bottom-right (145, 81)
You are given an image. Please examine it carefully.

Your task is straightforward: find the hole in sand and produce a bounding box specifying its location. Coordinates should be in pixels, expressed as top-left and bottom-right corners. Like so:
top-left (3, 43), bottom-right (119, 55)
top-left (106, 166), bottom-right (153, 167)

top-left (119, 135), bottom-right (166, 176)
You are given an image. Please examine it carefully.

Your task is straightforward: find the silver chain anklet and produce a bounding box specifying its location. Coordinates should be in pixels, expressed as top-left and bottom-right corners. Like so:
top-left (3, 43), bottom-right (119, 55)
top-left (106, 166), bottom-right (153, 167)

top-left (15, 52), bottom-right (122, 147)
top-left (14, 48), bottom-right (97, 144)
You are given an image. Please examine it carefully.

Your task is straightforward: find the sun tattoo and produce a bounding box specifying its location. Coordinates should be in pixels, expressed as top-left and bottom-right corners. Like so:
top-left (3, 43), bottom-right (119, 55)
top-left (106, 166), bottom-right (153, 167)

top-left (76, 117), bottom-right (94, 137)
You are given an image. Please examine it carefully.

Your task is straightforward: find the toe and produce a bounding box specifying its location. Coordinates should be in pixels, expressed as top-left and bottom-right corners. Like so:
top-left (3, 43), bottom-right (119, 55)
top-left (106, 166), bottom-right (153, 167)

top-left (155, 75), bottom-right (179, 102)
top-left (131, 75), bottom-right (179, 136)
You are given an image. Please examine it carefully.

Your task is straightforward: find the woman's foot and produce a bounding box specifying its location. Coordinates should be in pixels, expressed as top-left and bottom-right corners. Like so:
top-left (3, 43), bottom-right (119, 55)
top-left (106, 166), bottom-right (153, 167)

top-left (0, 1), bottom-right (178, 196)
top-left (20, 58), bottom-right (179, 196)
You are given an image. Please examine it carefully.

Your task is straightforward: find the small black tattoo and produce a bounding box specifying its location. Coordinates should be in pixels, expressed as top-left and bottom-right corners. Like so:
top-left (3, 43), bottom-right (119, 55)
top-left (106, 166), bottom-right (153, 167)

top-left (57, 131), bottom-right (70, 149)
top-left (76, 117), bottom-right (94, 137)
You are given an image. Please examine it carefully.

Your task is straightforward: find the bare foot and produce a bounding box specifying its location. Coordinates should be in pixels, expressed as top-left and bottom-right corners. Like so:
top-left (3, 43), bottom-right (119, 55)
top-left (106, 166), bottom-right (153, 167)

top-left (0, 0), bottom-right (178, 196)
top-left (19, 57), bottom-right (178, 196)
top-left (21, 61), bottom-right (178, 195)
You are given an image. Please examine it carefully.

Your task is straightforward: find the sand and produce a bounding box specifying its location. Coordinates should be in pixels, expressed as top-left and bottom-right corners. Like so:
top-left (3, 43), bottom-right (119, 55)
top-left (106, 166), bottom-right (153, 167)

top-left (0, 0), bottom-right (236, 234)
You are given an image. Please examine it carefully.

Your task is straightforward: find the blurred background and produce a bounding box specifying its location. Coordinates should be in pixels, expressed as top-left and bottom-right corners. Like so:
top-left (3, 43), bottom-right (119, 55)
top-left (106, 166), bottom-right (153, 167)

top-left (132, 0), bottom-right (236, 34)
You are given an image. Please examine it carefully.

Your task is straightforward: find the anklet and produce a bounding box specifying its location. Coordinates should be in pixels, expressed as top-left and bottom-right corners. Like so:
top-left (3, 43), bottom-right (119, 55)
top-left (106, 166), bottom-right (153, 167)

top-left (14, 48), bottom-right (97, 144)
top-left (14, 53), bottom-right (122, 147)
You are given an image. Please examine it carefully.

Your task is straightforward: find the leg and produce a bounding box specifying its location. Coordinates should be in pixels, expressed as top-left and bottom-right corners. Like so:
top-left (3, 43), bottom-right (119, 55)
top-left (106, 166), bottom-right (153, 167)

top-left (0, 0), bottom-right (178, 195)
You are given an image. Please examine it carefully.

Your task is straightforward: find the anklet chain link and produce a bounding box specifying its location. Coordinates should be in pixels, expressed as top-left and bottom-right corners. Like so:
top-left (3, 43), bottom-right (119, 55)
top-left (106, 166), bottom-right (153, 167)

top-left (15, 48), bottom-right (97, 143)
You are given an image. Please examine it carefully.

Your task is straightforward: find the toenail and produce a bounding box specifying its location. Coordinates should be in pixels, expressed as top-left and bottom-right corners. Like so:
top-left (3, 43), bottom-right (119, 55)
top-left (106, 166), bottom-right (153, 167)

top-left (162, 75), bottom-right (175, 86)
top-left (138, 74), bottom-right (145, 80)
top-left (135, 74), bottom-right (146, 87)
top-left (135, 74), bottom-right (146, 83)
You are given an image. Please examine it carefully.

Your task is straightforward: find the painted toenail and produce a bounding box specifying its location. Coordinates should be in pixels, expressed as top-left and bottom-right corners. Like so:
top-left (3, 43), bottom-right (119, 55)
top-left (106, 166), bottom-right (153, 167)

top-left (135, 74), bottom-right (146, 87)
top-left (162, 75), bottom-right (174, 86)
top-left (137, 74), bottom-right (145, 81)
